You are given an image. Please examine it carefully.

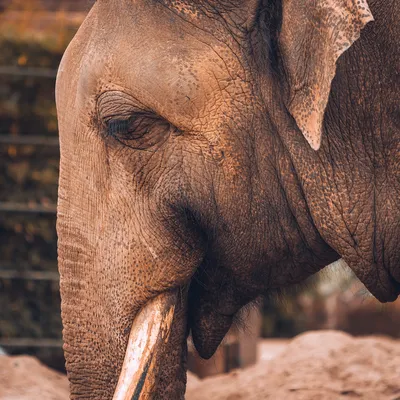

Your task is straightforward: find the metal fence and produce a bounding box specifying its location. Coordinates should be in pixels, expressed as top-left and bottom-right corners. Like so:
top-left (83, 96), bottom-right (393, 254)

top-left (0, 0), bottom-right (95, 12)
top-left (0, 1), bottom-right (90, 364)
top-left (0, 59), bottom-right (59, 352)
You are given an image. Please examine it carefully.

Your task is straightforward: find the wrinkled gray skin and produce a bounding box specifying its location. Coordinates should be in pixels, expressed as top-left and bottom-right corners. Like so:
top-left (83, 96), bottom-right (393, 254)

top-left (56, 0), bottom-right (400, 398)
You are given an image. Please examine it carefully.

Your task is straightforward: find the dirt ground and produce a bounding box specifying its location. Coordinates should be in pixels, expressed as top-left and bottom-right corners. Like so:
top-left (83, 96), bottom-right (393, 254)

top-left (0, 353), bottom-right (69, 399)
top-left (187, 331), bottom-right (400, 400)
top-left (1, 331), bottom-right (400, 400)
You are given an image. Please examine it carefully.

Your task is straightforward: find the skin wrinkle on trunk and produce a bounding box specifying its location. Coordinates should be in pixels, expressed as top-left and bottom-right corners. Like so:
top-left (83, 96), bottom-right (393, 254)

top-left (56, 0), bottom-right (399, 398)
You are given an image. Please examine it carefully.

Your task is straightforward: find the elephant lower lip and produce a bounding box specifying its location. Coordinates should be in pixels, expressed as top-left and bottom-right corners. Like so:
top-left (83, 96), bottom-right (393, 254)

top-left (366, 274), bottom-right (400, 303)
top-left (389, 276), bottom-right (400, 298)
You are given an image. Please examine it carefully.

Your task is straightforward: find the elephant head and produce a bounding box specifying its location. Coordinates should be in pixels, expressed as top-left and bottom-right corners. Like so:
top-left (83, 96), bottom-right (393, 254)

top-left (56, 0), bottom-right (400, 398)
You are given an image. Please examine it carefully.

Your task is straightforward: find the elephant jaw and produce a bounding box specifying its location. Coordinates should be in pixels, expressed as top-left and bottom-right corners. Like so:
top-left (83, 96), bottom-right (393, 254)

top-left (113, 291), bottom-right (177, 400)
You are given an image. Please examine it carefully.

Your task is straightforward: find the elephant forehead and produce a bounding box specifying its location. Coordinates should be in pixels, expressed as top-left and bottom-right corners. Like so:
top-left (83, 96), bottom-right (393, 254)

top-left (109, 39), bottom-right (228, 123)
top-left (77, 1), bottom-right (241, 128)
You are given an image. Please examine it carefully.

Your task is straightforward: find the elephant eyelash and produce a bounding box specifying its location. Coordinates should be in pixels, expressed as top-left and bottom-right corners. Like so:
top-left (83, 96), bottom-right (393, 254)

top-left (106, 114), bottom-right (155, 141)
top-left (107, 118), bottom-right (130, 137)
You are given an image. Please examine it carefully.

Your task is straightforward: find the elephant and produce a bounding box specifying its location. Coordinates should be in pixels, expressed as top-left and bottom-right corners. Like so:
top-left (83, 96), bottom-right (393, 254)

top-left (55, 0), bottom-right (400, 398)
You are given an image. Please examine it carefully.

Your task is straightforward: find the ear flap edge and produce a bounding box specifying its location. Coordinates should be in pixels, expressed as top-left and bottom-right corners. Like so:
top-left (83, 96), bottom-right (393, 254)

top-left (279, 0), bottom-right (374, 150)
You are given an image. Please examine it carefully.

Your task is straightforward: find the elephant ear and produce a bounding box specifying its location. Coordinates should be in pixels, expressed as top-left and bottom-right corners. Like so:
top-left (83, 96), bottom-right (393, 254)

top-left (279, 0), bottom-right (373, 150)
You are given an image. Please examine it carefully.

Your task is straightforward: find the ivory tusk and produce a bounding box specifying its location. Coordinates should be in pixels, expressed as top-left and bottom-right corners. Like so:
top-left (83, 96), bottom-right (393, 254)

top-left (113, 291), bottom-right (177, 400)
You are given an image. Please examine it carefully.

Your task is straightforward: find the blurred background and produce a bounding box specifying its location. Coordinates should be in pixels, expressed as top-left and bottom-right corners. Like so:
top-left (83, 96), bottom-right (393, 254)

top-left (0, 0), bottom-right (94, 371)
top-left (0, 0), bottom-right (399, 381)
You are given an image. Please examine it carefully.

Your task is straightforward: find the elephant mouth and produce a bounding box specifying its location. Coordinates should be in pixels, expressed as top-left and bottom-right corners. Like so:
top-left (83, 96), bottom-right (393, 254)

top-left (111, 267), bottom-right (400, 398)
top-left (112, 291), bottom-right (178, 400)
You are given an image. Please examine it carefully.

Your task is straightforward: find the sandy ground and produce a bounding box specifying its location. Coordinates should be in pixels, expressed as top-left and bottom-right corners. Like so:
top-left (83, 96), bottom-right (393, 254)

top-left (187, 331), bottom-right (400, 400)
top-left (0, 354), bottom-right (69, 399)
top-left (1, 331), bottom-right (400, 400)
